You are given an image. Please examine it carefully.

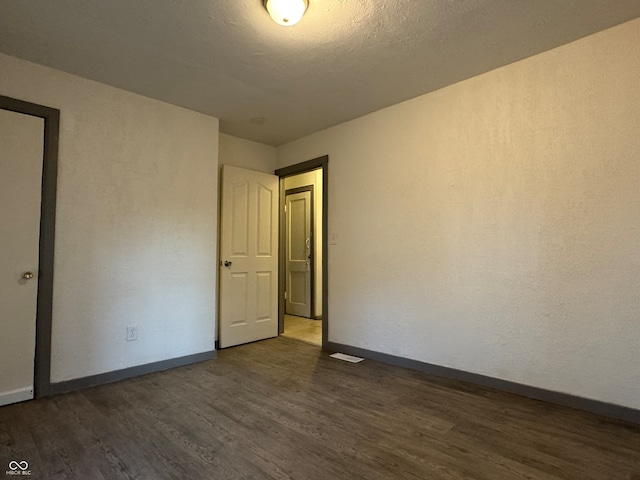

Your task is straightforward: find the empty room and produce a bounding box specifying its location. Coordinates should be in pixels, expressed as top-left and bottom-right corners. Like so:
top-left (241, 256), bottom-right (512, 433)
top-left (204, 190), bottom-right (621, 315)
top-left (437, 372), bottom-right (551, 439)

top-left (1, 1), bottom-right (640, 479)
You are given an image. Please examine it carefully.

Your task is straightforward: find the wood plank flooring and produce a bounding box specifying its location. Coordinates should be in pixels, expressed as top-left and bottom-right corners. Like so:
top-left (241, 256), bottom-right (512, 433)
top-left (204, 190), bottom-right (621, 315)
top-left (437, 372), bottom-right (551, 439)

top-left (1, 336), bottom-right (639, 479)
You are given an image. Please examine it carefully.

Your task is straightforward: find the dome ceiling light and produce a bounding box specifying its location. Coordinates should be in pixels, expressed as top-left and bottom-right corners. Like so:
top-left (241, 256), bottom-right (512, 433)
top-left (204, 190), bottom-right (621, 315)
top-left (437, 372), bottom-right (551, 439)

top-left (264, 0), bottom-right (309, 27)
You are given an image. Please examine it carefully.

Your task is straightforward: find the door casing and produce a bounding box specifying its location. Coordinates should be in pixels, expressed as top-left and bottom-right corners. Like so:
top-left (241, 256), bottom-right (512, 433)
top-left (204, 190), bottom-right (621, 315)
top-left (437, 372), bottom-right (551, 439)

top-left (0, 95), bottom-right (59, 398)
top-left (276, 155), bottom-right (328, 348)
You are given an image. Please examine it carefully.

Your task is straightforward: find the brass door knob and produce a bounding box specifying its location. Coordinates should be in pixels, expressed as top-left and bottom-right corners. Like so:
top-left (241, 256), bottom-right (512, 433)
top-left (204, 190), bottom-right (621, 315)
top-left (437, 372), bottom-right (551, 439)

top-left (22, 271), bottom-right (34, 280)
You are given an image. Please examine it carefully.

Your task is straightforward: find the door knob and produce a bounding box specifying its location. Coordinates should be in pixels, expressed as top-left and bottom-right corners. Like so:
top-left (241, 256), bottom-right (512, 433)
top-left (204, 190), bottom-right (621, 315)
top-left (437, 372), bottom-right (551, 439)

top-left (224, 261), bottom-right (232, 267)
top-left (22, 271), bottom-right (34, 280)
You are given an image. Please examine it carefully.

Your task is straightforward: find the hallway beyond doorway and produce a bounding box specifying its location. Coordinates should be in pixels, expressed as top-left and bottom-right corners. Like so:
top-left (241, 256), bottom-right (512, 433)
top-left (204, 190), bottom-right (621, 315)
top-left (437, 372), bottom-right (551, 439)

top-left (282, 315), bottom-right (321, 346)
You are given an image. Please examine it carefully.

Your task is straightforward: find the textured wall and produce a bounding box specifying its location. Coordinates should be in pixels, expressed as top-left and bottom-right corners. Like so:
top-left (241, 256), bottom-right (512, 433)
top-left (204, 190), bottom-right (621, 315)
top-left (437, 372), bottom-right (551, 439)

top-left (219, 133), bottom-right (276, 174)
top-left (276, 19), bottom-right (640, 409)
top-left (0, 53), bottom-right (219, 382)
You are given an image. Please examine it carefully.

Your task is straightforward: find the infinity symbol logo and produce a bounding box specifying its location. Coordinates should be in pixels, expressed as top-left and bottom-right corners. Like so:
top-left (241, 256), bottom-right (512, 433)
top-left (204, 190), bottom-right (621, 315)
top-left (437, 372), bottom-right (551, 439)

top-left (8, 461), bottom-right (28, 471)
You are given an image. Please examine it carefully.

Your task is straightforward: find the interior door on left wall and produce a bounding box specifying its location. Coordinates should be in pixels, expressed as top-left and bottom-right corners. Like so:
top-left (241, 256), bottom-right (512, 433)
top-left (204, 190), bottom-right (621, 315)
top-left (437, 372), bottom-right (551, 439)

top-left (219, 165), bottom-right (279, 348)
top-left (0, 108), bottom-right (44, 406)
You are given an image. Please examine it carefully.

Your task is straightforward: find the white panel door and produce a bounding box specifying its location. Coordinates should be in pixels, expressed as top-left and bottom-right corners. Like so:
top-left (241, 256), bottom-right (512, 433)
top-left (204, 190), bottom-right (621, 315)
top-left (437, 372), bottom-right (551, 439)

top-left (0, 109), bottom-right (44, 406)
top-left (286, 190), bottom-right (311, 318)
top-left (219, 165), bottom-right (279, 348)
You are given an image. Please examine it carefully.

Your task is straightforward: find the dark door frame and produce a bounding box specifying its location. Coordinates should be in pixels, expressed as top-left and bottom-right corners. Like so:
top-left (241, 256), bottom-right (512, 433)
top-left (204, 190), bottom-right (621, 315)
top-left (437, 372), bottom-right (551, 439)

top-left (0, 94), bottom-right (59, 398)
top-left (275, 155), bottom-right (328, 348)
top-left (284, 185), bottom-right (315, 319)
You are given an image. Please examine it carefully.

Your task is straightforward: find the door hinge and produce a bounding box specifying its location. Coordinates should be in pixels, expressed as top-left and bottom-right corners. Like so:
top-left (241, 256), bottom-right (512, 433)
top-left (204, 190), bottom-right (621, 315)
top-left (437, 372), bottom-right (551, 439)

top-left (284, 291), bottom-right (287, 300)
top-left (284, 204), bottom-right (287, 213)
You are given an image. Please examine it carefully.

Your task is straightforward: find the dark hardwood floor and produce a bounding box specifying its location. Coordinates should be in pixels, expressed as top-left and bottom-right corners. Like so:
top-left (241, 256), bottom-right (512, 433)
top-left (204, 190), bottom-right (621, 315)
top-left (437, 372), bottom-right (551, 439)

top-left (1, 336), bottom-right (639, 479)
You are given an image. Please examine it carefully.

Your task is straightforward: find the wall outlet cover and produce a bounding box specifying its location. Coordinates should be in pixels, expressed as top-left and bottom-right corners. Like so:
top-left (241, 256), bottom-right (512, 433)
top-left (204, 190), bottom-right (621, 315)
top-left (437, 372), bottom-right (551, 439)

top-left (126, 325), bottom-right (138, 342)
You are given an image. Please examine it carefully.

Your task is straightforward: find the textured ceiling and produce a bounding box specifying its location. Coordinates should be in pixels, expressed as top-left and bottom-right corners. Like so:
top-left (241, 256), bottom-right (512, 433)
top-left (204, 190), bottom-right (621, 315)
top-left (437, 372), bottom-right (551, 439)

top-left (1, 1), bottom-right (639, 146)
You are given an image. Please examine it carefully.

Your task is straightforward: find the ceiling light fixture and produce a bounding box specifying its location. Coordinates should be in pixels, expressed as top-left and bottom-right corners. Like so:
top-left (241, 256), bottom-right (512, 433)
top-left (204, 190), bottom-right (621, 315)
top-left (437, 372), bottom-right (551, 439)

top-left (264, 0), bottom-right (309, 27)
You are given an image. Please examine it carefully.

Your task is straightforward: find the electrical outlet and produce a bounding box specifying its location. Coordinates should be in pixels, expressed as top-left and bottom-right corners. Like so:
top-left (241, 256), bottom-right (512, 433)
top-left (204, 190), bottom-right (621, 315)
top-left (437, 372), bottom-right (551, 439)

top-left (126, 325), bottom-right (138, 342)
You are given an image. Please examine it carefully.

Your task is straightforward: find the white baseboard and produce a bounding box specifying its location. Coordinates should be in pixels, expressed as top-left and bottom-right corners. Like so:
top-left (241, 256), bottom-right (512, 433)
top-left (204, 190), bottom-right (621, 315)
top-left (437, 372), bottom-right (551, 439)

top-left (0, 387), bottom-right (34, 407)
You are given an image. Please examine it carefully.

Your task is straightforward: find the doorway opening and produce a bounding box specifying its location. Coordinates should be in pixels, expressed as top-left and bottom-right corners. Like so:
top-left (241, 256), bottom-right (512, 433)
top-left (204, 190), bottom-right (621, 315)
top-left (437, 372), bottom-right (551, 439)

top-left (0, 95), bottom-right (59, 401)
top-left (275, 156), bottom-right (328, 349)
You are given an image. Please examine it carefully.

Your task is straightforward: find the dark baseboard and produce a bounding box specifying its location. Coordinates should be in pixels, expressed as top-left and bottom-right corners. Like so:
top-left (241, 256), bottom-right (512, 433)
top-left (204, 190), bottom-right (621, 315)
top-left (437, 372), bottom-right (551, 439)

top-left (326, 341), bottom-right (640, 425)
top-left (48, 350), bottom-right (217, 396)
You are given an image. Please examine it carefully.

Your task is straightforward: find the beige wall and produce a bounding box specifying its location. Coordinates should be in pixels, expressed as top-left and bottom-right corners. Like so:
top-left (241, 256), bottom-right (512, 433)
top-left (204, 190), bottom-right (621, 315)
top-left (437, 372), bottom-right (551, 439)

top-left (219, 133), bottom-right (276, 174)
top-left (284, 170), bottom-right (323, 318)
top-left (0, 53), bottom-right (219, 383)
top-left (276, 18), bottom-right (640, 409)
